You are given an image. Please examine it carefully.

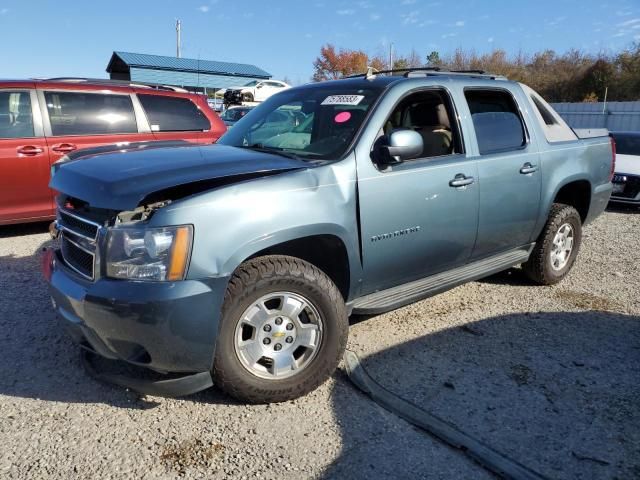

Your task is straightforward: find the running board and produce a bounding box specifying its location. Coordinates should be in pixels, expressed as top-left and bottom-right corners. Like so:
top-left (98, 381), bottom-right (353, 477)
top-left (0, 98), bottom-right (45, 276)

top-left (352, 245), bottom-right (534, 315)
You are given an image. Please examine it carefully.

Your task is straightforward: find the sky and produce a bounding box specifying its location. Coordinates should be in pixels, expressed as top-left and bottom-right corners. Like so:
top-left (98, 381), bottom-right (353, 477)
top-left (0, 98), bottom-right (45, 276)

top-left (1, 0), bottom-right (639, 85)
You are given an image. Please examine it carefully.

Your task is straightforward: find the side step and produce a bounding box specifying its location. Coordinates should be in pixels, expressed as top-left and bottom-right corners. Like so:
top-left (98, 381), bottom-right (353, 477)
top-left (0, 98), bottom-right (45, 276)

top-left (351, 245), bottom-right (533, 315)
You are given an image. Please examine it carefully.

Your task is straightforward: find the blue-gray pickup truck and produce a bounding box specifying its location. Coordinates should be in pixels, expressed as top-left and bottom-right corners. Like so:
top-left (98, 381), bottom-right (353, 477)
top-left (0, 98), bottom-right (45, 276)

top-left (45, 69), bottom-right (614, 403)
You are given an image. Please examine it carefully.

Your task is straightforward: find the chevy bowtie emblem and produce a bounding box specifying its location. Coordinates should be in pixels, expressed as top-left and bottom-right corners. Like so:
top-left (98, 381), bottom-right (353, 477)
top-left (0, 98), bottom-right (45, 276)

top-left (272, 332), bottom-right (286, 338)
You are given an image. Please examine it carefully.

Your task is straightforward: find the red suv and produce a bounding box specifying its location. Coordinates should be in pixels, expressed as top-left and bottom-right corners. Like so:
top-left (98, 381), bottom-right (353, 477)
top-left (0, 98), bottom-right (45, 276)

top-left (0, 78), bottom-right (226, 225)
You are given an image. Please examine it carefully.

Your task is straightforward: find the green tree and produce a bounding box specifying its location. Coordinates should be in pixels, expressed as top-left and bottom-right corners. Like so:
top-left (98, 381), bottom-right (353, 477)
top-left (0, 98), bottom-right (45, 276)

top-left (426, 50), bottom-right (441, 67)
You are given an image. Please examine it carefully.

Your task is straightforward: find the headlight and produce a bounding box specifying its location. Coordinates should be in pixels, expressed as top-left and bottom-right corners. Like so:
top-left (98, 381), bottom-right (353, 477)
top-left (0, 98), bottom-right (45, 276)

top-left (105, 225), bottom-right (193, 281)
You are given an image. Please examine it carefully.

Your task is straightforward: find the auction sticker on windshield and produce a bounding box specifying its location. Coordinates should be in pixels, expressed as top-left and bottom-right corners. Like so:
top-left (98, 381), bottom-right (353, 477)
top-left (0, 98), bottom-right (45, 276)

top-left (321, 95), bottom-right (365, 106)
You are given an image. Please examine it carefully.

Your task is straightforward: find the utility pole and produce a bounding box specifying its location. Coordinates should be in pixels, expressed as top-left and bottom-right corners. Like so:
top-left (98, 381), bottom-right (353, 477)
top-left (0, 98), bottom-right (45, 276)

top-left (176, 20), bottom-right (181, 58)
top-left (389, 42), bottom-right (394, 72)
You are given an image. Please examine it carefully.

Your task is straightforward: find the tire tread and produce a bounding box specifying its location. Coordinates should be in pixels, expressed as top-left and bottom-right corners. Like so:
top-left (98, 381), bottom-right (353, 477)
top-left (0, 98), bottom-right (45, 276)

top-left (523, 203), bottom-right (582, 285)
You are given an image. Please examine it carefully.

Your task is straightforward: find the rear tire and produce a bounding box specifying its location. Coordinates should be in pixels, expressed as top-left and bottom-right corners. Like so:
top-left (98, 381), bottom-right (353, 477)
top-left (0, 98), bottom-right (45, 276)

top-left (242, 92), bottom-right (254, 103)
top-left (523, 203), bottom-right (582, 285)
top-left (213, 255), bottom-right (348, 403)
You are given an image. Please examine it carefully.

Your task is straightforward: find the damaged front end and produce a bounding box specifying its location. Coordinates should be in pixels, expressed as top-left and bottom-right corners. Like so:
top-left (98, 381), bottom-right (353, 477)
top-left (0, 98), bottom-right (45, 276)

top-left (45, 194), bottom-right (226, 397)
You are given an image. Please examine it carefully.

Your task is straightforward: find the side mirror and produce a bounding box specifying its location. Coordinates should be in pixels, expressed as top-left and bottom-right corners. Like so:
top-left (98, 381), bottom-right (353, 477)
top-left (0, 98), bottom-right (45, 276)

top-left (256, 84), bottom-right (263, 89)
top-left (374, 129), bottom-right (423, 165)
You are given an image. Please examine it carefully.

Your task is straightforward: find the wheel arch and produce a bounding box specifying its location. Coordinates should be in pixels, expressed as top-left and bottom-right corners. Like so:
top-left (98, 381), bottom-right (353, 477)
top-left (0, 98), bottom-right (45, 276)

top-left (222, 226), bottom-right (359, 302)
top-left (552, 179), bottom-right (592, 223)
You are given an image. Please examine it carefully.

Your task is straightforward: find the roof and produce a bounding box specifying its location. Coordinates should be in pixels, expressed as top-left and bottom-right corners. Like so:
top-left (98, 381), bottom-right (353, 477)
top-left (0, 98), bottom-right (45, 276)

top-left (107, 51), bottom-right (271, 79)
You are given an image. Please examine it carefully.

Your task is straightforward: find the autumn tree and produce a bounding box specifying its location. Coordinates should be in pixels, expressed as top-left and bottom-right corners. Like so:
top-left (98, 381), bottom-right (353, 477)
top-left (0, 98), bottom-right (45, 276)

top-left (313, 44), bottom-right (366, 81)
top-left (312, 44), bottom-right (387, 81)
top-left (312, 43), bottom-right (640, 101)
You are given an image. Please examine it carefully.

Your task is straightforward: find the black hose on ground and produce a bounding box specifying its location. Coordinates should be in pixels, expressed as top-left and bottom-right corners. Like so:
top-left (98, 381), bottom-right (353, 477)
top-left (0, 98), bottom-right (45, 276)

top-left (343, 350), bottom-right (549, 480)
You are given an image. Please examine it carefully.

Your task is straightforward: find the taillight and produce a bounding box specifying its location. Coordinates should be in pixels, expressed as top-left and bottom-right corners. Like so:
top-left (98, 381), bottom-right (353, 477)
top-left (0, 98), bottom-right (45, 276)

top-left (609, 136), bottom-right (616, 182)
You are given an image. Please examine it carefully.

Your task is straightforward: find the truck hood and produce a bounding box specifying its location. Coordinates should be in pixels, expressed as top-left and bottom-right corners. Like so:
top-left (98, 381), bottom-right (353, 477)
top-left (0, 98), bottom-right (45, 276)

top-left (50, 143), bottom-right (310, 210)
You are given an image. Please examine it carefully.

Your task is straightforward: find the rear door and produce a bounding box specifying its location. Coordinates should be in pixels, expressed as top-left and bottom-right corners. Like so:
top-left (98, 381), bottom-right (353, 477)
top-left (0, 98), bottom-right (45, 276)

top-left (137, 93), bottom-right (214, 144)
top-left (0, 87), bottom-right (52, 223)
top-left (38, 88), bottom-right (149, 167)
top-left (463, 88), bottom-right (542, 259)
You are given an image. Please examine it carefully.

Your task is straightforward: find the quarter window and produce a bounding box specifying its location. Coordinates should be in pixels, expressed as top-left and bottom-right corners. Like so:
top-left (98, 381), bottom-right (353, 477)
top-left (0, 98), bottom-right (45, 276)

top-left (531, 95), bottom-right (556, 126)
top-left (0, 91), bottom-right (34, 139)
top-left (44, 91), bottom-right (137, 136)
top-left (465, 89), bottom-right (526, 155)
top-left (138, 95), bottom-right (210, 132)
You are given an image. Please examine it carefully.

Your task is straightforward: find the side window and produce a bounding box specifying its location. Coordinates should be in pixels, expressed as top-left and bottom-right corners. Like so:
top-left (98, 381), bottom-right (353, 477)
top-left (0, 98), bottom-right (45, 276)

top-left (0, 91), bottom-right (34, 139)
top-left (531, 96), bottom-right (556, 126)
top-left (138, 95), bottom-right (211, 132)
top-left (521, 84), bottom-right (577, 143)
top-left (44, 91), bottom-right (137, 136)
top-left (464, 89), bottom-right (526, 155)
top-left (379, 89), bottom-right (462, 160)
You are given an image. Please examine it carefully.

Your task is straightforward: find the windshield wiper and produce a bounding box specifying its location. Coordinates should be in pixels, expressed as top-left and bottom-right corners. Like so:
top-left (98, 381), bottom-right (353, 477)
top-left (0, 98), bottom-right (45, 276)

top-left (240, 143), bottom-right (301, 160)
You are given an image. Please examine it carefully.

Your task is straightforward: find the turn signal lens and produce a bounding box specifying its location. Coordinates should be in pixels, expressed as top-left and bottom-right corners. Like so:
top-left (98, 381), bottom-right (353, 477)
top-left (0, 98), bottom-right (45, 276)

top-left (167, 226), bottom-right (192, 281)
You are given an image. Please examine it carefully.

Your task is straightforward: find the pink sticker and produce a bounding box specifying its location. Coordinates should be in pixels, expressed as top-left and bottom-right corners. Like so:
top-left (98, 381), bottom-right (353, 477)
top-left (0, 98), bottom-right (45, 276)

top-left (334, 111), bottom-right (352, 123)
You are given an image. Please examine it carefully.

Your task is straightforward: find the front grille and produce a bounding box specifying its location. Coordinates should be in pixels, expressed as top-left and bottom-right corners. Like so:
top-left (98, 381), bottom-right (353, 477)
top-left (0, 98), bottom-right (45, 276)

top-left (613, 174), bottom-right (640, 199)
top-left (224, 90), bottom-right (242, 104)
top-left (61, 234), bottom-right (95, 280)
top-left (59, 209), bottom-right (99, 240)
top-left (56, 204), bottom-right (104, 280)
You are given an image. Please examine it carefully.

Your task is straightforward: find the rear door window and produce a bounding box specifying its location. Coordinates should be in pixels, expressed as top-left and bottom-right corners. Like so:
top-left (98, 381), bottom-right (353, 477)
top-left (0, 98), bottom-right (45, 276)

top-left (464, 89), bottom-right (526, 155)
top-left (44, 91), bottom-right (137, 136)
top-left (0, 91), bottom-right (35, 138)
top-left (138, 95), bottom-right (210, 132)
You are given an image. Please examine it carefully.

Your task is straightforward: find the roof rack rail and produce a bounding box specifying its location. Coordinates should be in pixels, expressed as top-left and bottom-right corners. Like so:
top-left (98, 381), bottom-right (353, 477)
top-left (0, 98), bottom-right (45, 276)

top-left (40, 77), bottom-right (189, 93)
top-left (346, 67), bottom-right (506, 80)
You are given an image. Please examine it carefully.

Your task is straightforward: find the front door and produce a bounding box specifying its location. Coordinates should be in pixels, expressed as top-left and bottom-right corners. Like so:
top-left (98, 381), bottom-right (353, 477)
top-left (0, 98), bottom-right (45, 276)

top-left (357, 88), bottom-right (479, 295)
top-left (0, 88), bottom-right (53, 223)
top-left (463, 88), bottom-right (542, 259)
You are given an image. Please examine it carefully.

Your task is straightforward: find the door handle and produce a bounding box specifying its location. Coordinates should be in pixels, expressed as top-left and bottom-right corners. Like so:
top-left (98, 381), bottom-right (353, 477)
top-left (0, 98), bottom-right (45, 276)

top-left (52, 143), bottom-right (77, 153)
top-left (520, 162), bottom-right (539, 174)
top-left (449, 173), bottom-right (475, 188)
top-left (16, 145), bottom-right (44, 156)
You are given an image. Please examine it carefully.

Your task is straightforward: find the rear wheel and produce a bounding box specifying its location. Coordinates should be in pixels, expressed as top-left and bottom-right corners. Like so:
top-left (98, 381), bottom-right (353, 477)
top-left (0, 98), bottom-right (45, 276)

top-left (523, 203), bottom-right (582, 285)
top-left (213, 255), bottom-right (348, 403)
top-left (242, 92), bottom-right (254, 103)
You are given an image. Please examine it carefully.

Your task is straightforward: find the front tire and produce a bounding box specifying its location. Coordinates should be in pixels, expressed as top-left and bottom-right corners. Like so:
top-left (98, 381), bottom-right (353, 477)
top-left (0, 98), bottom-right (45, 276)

top-left (242, 92), bottom-right (254, 103)
top-left (213, 255), bottom-right (348, 403)
top-left (523, 203), bottom-right (582, 285)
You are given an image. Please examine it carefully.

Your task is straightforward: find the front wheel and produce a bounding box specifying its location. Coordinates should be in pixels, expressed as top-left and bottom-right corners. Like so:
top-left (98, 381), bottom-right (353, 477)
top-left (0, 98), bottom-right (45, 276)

top-left (523, 203), bottom-right (582, 285)
top-left (213, 255), bottom-right (348, 403)
top-left (241, 92), bottom-right (254, 103)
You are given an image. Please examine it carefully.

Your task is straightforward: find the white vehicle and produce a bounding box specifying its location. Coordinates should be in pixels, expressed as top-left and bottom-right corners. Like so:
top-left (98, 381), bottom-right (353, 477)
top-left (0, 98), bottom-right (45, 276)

top-left (223, 80), bottom-right (291, 105)
top-left (610, 132), bottom-right (640, 206)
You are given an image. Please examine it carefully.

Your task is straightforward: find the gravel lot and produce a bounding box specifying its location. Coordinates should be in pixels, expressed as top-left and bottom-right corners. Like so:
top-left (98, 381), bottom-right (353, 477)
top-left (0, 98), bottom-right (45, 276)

top-left (1, 208), bottom-right (639, 479)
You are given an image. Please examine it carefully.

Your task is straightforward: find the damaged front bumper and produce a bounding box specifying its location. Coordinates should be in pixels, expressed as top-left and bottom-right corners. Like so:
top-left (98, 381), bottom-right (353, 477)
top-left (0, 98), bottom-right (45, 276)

top-left (43, 248), bottom-right (229, 397)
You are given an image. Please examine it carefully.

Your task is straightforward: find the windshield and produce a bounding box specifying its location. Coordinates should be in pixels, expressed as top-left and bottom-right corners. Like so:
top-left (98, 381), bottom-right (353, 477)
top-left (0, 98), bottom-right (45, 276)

top-left (612, 133), bottom-right (640, 156)
top-left (217, 84), bottom-right (384, 160)
top-left (244, 81), bottom-right (259, 87)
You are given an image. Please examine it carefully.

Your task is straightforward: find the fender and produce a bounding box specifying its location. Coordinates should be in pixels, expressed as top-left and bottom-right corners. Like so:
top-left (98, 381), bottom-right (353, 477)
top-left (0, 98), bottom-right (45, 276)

top-left (149, 156), bottom-right (363, 295)
top-left (221, 224), bottom-right (362, 297)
